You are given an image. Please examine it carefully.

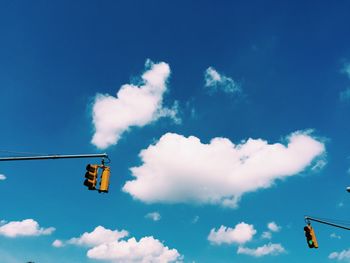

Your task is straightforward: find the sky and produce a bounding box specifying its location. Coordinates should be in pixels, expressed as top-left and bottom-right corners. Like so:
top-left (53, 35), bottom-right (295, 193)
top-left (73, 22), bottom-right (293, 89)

top-left (1, 0), bottom-right (350, 262)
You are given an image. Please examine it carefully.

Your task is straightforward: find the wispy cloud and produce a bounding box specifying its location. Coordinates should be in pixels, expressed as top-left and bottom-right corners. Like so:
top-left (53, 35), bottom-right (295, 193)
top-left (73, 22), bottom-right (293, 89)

top-left (91, 60), bottom-right (180, 149)
top-left (192, 216), bottom-right (199, 224)
top-left (329, 248), bottom-right (350, 261)
top-left (145, 212), bottom-right (161, 221)
top-left (267, 222), bottom-right (281, 232)
top-left (55, 226), bottom-right (183, 262)
top-left (330, 233), bottom-right (342, 239)
top-left (237, 243), bottom-right (286, 257)
top-left (0, 219), bottom-right (55, 238)
top-left (123, 130), bottom-right (325, 208)
top-left (204, 67), bottom-right (241, 94)
top-left (208, 222), bottom-right (256, 245)
top-left (261, 231), bottom-right (272, 240)
top-left (261, 222), bottom-right (281, 240)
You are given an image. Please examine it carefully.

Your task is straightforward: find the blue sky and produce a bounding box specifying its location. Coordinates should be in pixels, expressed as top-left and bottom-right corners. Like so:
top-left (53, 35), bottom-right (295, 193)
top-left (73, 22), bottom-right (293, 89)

top-left (1, 0), bottom-right (350, 262)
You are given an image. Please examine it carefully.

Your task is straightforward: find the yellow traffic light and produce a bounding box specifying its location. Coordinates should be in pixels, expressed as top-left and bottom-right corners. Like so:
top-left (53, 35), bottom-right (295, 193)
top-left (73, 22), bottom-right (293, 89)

top-left (99, 166), bottom-right (110, 193)
top-left (84, 164), bottom-right (98, 190)
top-left (304, 225), bottom-right (318, 248)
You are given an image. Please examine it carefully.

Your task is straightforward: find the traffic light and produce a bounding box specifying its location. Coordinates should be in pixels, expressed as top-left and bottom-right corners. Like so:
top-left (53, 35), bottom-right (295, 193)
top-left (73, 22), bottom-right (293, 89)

top-left (84, 164), bottom-right (98, 190)
top-left (304, 225), bottom-right (318, 248)
top-left (99, 166), bottom-right (110, 193)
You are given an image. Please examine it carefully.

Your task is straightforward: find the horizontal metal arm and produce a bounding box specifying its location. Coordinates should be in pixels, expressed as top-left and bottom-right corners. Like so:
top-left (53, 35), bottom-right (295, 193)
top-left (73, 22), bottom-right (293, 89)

top-left (0, 153), bottom-right (108, 162)
top-left (305, 216), bottom-right (350, 231)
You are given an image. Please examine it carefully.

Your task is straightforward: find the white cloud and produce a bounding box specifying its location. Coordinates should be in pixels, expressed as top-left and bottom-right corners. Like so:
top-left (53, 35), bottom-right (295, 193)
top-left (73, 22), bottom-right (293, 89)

top-left (267, 222), bottom-right (281, 232)
top-left (237, 243), bottom-right (286, 257)
top-left (329, 249), bottom-right (350, 261)
top-left (261, 231), bottom-right (272, 239)
top-left (67, 226), bottom-right (129, 247)
top-left (0, 219), bottom-right (55, 238)
top-left (87, 236), bottom-right (182, 263)
top-left (208, 222), bottom-right (256, 245)
top-left (0, 174), bottom-right (6, 180)
top-left (330, 233), bottom-right (342, 239)
top-left (204, 67), bottom-right (241, 94)
top-left (123, 130), bottom-right (325, 208)
top-left (52, 239), bottom-right (65, 248)
top-left (64, 226), bottom-right (183, 263)
top-left (91, 60), bottom-right (179, 149)
top-left (145, 212), bottom-right (161, 221)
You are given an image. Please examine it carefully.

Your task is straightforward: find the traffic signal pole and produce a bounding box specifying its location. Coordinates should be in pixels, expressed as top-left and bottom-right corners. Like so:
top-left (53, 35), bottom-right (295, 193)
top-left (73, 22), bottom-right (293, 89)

top-left (0, 153), bottom-right (111, 193)
top-left (0, 153), bottom-right (108, 162)
top-left (305, 216), bottom-right (350, 231)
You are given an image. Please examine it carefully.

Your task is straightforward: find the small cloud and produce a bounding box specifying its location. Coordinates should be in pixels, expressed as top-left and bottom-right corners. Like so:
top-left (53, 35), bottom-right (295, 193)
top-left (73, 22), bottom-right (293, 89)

top-left (204, 67), bottom-right (241, 94)
top-left (192, 216), bottom-right (199, 224)
top-left (329, 248), bottom-right (350, 260)
top-left (330, 233), bottom-right (341, 239)
top-left (0, 174), bottom-right (6, 180)
top-left (52, 239), bottom-right (65, 248)
top-left (267, 222), bottom-right (281, 232)
top-left (145, 212), bottom-right (161, 221)
top-left (208, 222), bottom-right (256, 245)
top-left (237, 243), bottom-right (286, 257)
top-left (338, 202), bottom-right (344, 208)
top-left (261, 231), bottom-right (272, 239)
top-left (0, 219), bottom-right (55, 238)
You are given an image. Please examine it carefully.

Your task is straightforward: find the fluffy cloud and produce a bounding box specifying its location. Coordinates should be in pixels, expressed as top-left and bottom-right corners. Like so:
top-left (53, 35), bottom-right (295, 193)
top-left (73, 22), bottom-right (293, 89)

top-left (67, 226), bottom-right (129, 247)
top-left (145, 212), bottom-right (161, 221)
top-left (61, 226), bottom-right (183, 263)
top-left (0, 219), bottom-right (55, 238)
top-left (329, 249), bottom-right (350, 261)
top-left (208, 222), bottom-right (256, 245)
top-left (267, 222), bottom-right (281, 232)
top-left (0, 174), bottom-right (6, 180)
top-left (52, 239), bottom-right (64, 247)
top-left (123, 130), bottom-right (325, 208)
top-left (204, 67), bottom-right (240, 94)
top-left (91, 60), bottom-right (179, 149)
top-left (237, 243), bottom-right (286, 257)
top-left (87, 236), bottom-right (182, 263)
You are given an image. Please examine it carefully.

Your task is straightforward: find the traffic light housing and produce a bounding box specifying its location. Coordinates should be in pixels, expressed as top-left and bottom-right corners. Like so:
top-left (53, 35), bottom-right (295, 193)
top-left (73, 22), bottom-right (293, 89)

top-left (304, 225), bottom-right (318, 248)
top-left (99, 166), bottom-right (110, 193)
top-left (84, 164), bottom-right (98, 190)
